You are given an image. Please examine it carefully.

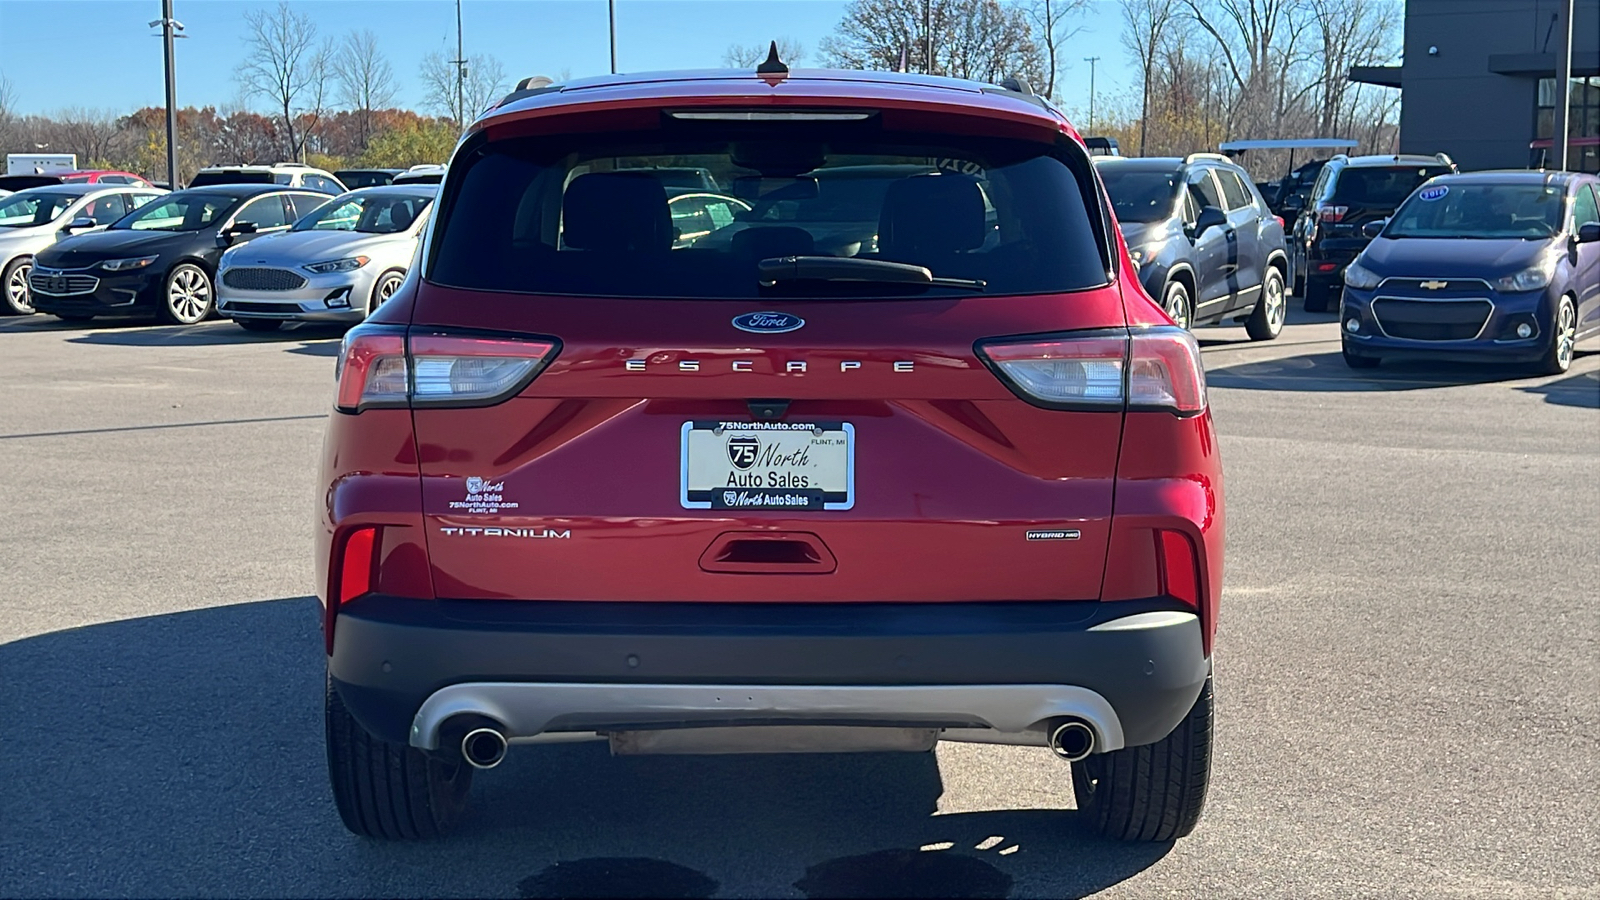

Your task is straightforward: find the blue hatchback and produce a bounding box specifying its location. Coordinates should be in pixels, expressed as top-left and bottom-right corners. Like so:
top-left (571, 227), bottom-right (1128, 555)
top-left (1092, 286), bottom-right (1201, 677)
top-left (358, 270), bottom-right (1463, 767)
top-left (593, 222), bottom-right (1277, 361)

top-left (1339, 171), bottom-right (1600, 374)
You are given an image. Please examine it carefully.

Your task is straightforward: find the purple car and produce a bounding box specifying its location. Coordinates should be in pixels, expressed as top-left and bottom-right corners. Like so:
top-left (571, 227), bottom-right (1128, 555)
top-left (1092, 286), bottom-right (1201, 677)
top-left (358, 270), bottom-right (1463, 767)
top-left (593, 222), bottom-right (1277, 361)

top-left (1339, 170), bottom-right (1600, 374)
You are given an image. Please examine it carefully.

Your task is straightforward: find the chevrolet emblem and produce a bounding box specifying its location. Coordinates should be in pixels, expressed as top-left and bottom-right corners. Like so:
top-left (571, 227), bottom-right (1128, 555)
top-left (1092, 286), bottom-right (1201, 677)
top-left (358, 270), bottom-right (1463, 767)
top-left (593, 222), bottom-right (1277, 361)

top-left (1420, 280), bottom-right (1448, 290)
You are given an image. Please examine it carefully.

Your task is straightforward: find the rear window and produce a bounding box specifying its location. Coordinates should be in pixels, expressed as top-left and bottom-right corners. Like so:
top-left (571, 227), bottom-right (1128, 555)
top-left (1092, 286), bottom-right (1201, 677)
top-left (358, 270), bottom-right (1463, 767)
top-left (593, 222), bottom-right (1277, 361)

top-left (190, 170), bottom-right (276, 187)
top-left (429, 127), bottom-right (1109, 299)
top-left (1331, 166), bottom-right (1452, 207)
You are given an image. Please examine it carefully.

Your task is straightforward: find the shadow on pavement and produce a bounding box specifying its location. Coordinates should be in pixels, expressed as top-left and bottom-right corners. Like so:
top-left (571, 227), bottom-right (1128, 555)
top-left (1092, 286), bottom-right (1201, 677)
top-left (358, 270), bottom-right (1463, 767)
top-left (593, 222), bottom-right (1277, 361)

top-left (1206, 350), bottom-right (1560, 391)
top-left (65, 320), bottom-right (346, 348)
top-left (1517, 361), bottom-right (1600, 408)
top-left (0, 599), bottom-right (1170, 898)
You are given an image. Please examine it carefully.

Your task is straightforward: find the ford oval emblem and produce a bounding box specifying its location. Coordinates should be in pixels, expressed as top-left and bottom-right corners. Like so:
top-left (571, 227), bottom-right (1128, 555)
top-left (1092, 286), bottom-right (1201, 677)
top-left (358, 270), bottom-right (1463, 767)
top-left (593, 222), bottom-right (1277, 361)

top-left (732, 311), bottom-right (805, 334)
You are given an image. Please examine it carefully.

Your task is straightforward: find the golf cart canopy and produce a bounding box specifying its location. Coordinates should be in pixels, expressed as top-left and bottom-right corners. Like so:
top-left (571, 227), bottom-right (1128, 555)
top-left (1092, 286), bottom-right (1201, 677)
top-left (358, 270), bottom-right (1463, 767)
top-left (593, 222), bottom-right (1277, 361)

top-left (1219, 139), bottom-right (1359, 154)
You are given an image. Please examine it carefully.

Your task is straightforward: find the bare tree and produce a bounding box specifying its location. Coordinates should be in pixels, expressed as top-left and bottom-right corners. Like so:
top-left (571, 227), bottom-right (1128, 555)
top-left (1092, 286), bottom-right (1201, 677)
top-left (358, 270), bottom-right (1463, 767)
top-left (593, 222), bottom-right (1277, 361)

top-left (1026, 0), bottom-right (1089, 101)
top-left (822, 0), bottom-right (1043, 85)
top-left (1178, 0), bottom-right (1299, 136)
top-left (1121, 0), bottom-right (1179, 154)
top-left (236, 0), bottom-right (332, 161)
top-left (52, 108), bottom-right (126, 166)
top-left (723, 38), bottom-right (806, 68)
top-left (332, 29), bottom-right (398, 152)
top-left (419, 50), bottom-right (508, 127)
top-left (0, 73), bottom-right (16, 151)
top-left (1303, 0), bottom-right (1398, 137)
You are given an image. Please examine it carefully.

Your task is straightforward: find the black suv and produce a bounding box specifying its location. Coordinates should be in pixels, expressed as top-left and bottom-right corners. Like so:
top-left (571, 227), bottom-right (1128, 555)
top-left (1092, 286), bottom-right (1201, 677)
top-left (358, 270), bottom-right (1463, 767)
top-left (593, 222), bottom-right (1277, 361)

top-left (1290, 153), bottom-right (1456, 311)
top-left (1096, 153), bottom-right (1289, 341)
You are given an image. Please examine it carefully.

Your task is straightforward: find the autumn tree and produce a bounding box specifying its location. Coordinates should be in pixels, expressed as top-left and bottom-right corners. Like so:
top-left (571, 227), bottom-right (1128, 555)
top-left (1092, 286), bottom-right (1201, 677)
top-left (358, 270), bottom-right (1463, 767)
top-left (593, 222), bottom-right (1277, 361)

top-left (236, 0), bottom-right (332, 162)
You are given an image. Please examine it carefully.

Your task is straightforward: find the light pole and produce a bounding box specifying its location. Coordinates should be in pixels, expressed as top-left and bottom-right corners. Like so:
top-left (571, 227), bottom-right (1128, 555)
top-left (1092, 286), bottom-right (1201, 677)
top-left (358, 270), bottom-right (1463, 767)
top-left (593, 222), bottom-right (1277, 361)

top-left (454, 0), bottom-right (466, 125)
top-left (609, 0), bottom-right (617, 74)
top-left (1084, 56), bottom-right (1101, 133)
top-left (148, 0), bottom-right (184, 188)
top-left (1551, 0), bottom-right (1574, 170)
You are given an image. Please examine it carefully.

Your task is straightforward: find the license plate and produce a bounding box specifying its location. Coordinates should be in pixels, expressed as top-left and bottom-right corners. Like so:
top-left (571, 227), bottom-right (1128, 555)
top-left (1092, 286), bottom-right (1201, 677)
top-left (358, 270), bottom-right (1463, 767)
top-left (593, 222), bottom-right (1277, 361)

top-left (680, 420), bottom-right (854, 510)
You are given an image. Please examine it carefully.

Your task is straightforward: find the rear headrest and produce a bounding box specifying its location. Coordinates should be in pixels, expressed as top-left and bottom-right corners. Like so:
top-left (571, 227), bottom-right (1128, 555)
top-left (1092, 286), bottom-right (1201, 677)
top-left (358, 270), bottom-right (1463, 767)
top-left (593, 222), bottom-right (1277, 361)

top-left (878, 174), bottom-right (986, 257)
top-left (563, 172), bottom-right (671, 252)
top-left (731, 226), bottom-right (815, 260)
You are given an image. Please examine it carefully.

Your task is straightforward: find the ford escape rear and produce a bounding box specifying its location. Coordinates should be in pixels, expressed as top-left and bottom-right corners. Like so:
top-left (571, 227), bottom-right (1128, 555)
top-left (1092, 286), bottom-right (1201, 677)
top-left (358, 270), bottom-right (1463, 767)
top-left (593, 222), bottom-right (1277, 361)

top-left (318, 65), bottom-right (1224, 842)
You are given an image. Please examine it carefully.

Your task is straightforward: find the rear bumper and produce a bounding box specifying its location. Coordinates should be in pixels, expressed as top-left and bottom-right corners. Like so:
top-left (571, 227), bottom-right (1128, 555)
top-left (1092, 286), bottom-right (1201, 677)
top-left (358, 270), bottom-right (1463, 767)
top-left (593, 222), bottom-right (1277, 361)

top-left (328, 596), bottom-right (1210, 753)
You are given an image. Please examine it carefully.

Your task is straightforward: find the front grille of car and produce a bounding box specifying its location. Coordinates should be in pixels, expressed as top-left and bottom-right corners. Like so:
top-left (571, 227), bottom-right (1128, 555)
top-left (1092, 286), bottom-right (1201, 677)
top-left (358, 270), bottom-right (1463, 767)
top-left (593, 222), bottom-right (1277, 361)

top-left (28, 269), bottom-right (99, 296)
top-left (225, 301), bottom-right (305, 314)
top-left (1377, 278), bottom-right (1492, 296)
top-left (1371, 298), bottom-right (1493, 341)
top-left (222, 267), bottom-right (308, 291)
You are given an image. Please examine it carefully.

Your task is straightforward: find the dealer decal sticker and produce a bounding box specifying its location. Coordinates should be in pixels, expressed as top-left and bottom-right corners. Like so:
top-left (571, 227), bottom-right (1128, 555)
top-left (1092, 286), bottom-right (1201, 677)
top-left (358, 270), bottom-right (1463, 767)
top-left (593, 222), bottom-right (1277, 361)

top-left (1418, 186), bottom-right (1449, 201)
top-left (448, 476), bottom-right (520, 514)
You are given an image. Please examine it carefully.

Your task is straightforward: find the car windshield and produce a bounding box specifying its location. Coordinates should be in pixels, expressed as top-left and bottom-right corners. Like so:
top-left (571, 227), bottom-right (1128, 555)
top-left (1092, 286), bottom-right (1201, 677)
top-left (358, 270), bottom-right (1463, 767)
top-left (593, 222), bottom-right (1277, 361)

top-left (1098, 167), bottom-right (1180, 223)
top-left (0, 190), bottom-right (78, 227)
top-left (1385, 183), bottom-right (1566, 239)
top-left (295, 192), bottom-right (434, 233)
top-left (114, 192), bottom-right (238, 232)
top-left (430, 127), bottom-right (1108, 299)
top-left (1331, 166), bottom-right (1453, 207)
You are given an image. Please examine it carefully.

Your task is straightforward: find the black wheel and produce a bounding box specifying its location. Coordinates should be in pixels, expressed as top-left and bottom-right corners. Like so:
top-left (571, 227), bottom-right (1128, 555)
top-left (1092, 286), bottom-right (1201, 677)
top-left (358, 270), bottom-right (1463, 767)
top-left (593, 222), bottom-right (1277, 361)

top-left (367, 270), bottom-right (406, 317)
top-left (1161, 280), bottom-right (1193, 330)
top-left (235, 317), bottom-right (283, 333)
top-left (325, 678), bottom-right (473, 839)
top-left (1073, 675), bottom-right (1213, 841)
top-left (158, 263), bottom-right (214, 325)
top-left (52, 313), bottom-right (96, 322)
top-left (1302, 275), bottom-right (1332, 312)
top-left (2, 256), bottom-right (34, 315)
top-left (1538, 294), bottom-right (1577, 376)
top-left (1342, 343), bottom-right (1381, 369)
top-left (1245, 267), bottom-right (1286, 341)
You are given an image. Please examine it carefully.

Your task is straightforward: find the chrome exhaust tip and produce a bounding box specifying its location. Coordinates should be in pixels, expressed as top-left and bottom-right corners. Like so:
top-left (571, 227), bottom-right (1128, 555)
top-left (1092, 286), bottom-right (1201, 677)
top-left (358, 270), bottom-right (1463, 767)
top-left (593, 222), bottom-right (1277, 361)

top-left (1047, 719), bottom-right (1096, 762)
top-left (461, 727), bottom-right (509, 769)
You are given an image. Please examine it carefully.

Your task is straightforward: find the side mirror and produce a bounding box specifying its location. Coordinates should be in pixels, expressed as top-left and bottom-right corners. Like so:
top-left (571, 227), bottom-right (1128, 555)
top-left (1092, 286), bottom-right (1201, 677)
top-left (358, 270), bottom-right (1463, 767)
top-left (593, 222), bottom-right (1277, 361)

top-left (230, 221), bottom-right (259, 236)
top-left (1281, 195), bottom-right (1305, 213)
top-left (64, 216), bottom-right (98, 232)
top-left (1193, 206), bottom-right (1227, 237)
top-left (1578, 222), bottom-right (1600, 244)
top-left (1362, 219), bottom-right (1388, 239)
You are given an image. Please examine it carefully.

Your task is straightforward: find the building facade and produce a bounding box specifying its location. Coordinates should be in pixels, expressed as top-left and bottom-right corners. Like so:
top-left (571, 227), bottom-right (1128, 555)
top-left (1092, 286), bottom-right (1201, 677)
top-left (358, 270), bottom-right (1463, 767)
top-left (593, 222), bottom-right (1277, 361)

top-left (1353, 0), bottom-right (1600, 172)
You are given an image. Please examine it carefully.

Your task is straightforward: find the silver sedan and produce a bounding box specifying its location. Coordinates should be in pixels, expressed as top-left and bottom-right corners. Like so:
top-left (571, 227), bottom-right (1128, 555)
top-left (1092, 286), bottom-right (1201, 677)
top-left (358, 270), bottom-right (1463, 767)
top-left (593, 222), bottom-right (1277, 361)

top-left (216, 185), bottom-right (436, 331)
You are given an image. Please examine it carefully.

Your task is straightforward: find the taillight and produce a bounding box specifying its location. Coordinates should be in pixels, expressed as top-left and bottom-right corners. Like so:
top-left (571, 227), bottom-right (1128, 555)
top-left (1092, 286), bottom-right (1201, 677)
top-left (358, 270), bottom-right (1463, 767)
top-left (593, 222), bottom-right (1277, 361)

top-left (1316, 204), bottom-right (1348, 223)
top-left (978, 327), bottom-right (1206, 415)
top-left (334, 326), bottom-right (559, 413)
top-left (327, 525), bottom-right (379, 654)
top-left (1155, 528), bottom-right (1200, 607)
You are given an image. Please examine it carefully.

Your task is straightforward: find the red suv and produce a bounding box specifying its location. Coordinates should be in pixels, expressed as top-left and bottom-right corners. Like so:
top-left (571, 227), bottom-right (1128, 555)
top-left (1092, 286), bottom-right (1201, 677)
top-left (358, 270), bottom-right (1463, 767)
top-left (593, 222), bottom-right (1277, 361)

top-left (318, 65), bottom-right (1224, 843)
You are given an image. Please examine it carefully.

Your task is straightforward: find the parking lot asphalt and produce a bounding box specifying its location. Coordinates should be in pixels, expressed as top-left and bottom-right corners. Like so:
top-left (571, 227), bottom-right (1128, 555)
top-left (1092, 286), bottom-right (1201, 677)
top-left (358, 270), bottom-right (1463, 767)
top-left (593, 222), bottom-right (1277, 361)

top-left (0, 308), bottom-right (1596, 899)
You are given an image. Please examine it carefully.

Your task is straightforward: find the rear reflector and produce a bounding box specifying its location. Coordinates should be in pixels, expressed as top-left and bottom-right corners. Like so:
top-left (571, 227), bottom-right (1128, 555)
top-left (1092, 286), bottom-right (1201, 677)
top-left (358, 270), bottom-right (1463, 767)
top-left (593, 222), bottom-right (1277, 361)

top-left (1156, 529), bottom-right (1200, 607)
top-left (978, 327), bottom-right (1206, 415)
top-left (335, 326), bottom-right (559, 413)
top-left (327, 525), bottom-right (379, 655)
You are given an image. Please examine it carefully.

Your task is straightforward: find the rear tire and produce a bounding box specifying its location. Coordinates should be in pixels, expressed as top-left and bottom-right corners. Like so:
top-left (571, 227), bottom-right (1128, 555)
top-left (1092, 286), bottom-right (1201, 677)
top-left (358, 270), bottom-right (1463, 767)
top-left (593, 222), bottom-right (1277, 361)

top-left (325, 678), bottom-right (473, 839)
top-left (1244, 267), bottom-right (1286, 341)
top-left (1072, 675), bottom-right (1213, 841)
top-left (1303, 275), bottom-right (1332, 312)
top-left (235, 317), bottom-right (283, 332)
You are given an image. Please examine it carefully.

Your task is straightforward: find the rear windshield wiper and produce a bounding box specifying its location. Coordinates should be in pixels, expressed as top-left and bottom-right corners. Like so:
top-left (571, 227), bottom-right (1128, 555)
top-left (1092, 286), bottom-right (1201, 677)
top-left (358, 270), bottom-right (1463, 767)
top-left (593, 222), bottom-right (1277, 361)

top-left (758, 256), bottom-right (986, 290)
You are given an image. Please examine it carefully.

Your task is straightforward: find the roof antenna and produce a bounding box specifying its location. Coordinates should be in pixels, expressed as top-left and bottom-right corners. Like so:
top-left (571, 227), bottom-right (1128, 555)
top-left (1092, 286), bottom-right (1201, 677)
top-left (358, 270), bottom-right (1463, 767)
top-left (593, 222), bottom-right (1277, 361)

top-left (756, 41), bottom-right (788, 75)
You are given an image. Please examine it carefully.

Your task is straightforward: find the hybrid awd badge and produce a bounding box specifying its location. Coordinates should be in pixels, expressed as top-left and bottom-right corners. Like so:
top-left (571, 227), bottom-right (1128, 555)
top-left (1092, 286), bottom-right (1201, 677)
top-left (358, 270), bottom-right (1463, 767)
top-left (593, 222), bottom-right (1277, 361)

top-left (732, 311), bottom-right (805, 334)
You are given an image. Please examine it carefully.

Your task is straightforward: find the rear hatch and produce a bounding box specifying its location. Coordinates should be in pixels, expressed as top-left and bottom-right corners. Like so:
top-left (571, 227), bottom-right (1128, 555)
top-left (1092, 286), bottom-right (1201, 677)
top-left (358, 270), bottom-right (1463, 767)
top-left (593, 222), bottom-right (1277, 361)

top-left (1325, 164), bottom-right (1454, 240)
top-left (402, 91), bottom-right (1132, 604)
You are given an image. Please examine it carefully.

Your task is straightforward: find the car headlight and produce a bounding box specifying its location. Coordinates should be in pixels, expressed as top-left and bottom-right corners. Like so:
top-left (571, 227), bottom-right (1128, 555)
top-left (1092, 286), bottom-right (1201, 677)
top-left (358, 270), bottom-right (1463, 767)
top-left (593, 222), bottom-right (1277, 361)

top-left (1341, 260), bottom-right (1382, 290)
top-left (302, 256), bottom-right (370, 275)
top-left (1492, 256), bottom-right (1557, 292)
top-left (100, 255), bottom-right (158, 272)
top-left (1127, 244), bottom-right (1161, 271)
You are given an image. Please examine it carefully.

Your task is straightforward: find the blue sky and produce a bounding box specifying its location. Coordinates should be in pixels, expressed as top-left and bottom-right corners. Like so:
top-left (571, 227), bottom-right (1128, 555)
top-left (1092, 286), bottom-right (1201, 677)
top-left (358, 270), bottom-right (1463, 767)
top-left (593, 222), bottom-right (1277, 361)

top-left (0, 0), bottom-right (1136, 124)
